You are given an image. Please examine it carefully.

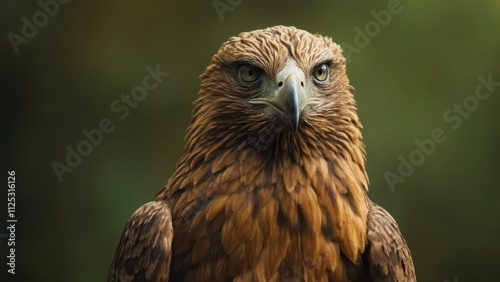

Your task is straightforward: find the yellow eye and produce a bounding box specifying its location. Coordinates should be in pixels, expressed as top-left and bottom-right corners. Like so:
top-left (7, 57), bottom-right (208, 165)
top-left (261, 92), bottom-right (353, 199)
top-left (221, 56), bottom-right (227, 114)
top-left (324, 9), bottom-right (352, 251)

top-left (313, 64), bottom-right (329, 81)
top-left (238, 64), bottom-right (261, 83)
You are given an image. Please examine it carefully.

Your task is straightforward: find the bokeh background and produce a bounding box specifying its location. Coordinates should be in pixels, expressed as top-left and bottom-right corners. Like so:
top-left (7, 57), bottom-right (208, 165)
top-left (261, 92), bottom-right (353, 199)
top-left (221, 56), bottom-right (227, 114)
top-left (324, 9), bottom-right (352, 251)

top-left (2, 0), bottom-right (500, 281)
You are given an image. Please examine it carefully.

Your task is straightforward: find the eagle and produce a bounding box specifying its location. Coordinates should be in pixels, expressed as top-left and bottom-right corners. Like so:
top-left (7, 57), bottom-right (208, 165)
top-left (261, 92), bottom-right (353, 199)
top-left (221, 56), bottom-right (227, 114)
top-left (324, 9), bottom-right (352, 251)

top-left (109, 25), bottom-right (416, 281)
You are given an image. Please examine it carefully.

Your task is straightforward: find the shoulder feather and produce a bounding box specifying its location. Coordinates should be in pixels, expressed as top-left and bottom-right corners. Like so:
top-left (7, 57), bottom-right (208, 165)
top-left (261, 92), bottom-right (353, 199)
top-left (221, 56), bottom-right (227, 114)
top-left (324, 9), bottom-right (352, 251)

top-left (109, 201), bottom-right (173, 282)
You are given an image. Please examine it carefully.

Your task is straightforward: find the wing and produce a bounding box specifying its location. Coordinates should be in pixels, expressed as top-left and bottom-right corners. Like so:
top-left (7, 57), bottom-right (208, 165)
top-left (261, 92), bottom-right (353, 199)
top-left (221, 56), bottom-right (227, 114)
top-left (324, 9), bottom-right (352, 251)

top-left (364, 200), bottom-right (416, 282)
top-left (109, 201), bottom-right (173, 282)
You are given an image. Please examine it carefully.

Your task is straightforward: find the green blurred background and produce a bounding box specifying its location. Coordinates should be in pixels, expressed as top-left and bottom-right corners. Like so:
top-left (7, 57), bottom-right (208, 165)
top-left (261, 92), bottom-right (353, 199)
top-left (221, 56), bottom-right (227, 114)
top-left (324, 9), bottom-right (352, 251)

top-left (2, 0), bottom-right (499, 281)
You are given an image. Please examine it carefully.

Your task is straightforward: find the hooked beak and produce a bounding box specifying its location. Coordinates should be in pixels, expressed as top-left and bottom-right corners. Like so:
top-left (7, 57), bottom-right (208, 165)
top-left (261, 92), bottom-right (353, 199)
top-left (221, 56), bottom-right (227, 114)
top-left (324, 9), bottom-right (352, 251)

top-left (249, 61), bottom-right (320, 133)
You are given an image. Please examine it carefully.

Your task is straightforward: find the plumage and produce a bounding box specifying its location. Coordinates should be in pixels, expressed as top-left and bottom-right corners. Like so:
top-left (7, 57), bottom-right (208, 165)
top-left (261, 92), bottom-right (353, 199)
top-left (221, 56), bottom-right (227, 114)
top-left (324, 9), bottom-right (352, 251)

top-left (109, 25), bottom-right (416, 281)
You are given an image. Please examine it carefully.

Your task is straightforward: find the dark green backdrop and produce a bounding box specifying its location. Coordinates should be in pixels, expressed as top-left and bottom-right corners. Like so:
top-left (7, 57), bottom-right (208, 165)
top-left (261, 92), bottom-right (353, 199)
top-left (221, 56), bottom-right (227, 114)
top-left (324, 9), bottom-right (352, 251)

top-left (2, 1), bottom-right (499, 281)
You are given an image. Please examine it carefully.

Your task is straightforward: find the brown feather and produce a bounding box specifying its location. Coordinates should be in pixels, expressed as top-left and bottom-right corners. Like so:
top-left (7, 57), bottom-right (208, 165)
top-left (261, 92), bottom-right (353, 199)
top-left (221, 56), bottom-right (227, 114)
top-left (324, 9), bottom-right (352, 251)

top-left (109, 201), bottom-right (172, 281)
top-left (365, 200), bottom-right (416, 281)
top-left (109, 25), bottom-right (416, 281)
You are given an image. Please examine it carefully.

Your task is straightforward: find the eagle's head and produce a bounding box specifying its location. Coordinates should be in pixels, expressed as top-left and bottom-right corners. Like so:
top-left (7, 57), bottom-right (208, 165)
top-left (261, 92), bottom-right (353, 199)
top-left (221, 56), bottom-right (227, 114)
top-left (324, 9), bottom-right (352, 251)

top-left (185, 25), bottom-right (364, 164)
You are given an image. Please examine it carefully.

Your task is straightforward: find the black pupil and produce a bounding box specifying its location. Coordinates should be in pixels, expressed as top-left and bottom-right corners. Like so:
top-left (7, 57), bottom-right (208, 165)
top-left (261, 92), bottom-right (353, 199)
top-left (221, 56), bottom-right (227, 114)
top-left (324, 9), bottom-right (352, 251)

top-left (248, 69), bottom-right (254, 77)
top-left (317, 66), bottom-right (324, 76)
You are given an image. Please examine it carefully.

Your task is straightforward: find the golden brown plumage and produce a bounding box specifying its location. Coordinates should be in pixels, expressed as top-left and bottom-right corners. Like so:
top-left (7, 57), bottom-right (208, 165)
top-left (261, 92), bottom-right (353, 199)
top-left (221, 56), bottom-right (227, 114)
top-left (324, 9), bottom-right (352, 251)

top-left (109, 25), bottom-right (416, 281)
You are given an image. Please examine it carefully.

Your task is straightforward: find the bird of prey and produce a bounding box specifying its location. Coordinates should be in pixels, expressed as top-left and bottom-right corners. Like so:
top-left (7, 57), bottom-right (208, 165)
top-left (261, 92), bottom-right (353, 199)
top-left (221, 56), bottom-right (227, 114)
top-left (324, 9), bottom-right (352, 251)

top-left (109, 25), bottom-right (416, 281)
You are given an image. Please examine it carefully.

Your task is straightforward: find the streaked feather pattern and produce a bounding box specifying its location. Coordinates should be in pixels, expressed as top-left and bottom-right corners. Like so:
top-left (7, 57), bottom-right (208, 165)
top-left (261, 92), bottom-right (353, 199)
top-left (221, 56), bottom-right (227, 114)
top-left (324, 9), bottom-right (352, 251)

top-left (109, 26), bottom-right (416, 282)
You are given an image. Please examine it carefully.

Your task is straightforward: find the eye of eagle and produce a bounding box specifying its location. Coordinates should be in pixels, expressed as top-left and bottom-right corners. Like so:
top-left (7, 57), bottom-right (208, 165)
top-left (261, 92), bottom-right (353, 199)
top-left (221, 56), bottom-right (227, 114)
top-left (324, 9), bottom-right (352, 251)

top-left (313, 63), bottom-right (329, 82)
top-left (238, 64), bottom-right (262, 84)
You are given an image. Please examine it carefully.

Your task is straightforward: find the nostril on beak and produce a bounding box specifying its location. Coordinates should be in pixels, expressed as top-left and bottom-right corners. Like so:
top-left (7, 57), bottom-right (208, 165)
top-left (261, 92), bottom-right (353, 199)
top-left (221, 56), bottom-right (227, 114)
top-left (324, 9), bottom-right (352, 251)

top-left (300, 81), bottom-right (304, 87)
